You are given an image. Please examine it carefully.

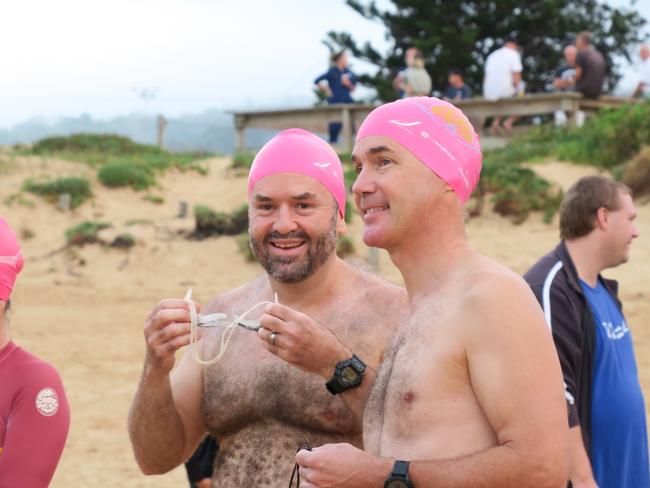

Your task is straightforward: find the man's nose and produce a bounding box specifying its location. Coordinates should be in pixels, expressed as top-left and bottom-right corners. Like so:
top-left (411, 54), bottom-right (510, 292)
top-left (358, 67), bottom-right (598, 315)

top-left (273, 205), bottom-right (298, 234)
top-left (351, 166), bottom-right (375, 198)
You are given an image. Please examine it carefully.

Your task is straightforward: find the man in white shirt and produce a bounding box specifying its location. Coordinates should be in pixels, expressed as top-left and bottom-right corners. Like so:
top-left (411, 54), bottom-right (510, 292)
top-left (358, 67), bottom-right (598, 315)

top-left (633, 44), bottom-right (650, 98)
top-left (483, 38), bottom-right (523, 134)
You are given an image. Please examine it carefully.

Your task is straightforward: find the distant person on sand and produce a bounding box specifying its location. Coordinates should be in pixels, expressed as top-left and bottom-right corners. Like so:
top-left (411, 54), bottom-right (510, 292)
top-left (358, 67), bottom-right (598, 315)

top-left (443, 68), bottom-right (472, 101)
top-left (128, 129), bottom-right (406, 487)
top-left (574, 32), bottom-right (606, 99)
top-left (314, 50), bottom-right (357, 144)
top-left (633, 43), bottom-right (650, 99)
top-left (525, 176), bottom-right (648, 488)
top-left (483, 38), bottom-right (523, 134)
top-left (0, 217), bottom-right (71, 487)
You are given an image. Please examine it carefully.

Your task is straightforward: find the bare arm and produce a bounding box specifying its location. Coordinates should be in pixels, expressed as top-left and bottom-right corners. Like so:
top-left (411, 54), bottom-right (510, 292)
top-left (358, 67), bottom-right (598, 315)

top-left (569, 427), bottom-right (598, 487)
top-left (512, 71), bottom-right (522, 87)
top-left (128, 299), bottom-right (206, 475)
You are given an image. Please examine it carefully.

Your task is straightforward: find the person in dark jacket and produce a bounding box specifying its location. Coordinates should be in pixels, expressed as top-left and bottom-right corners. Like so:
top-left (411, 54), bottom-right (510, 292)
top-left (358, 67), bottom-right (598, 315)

top-left (524, 176), bottom-right (647, 488)
top-left (314, 50), bottom-right (357, 144)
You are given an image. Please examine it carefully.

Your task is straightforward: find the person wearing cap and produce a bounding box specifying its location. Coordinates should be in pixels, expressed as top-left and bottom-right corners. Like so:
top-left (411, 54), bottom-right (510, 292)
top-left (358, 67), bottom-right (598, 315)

top-left (128, 129), bottom-right (406, 486)
top-left (0, 217), bottom-right (71, 487)
top-left (291, 98), bottom-right (568, 487)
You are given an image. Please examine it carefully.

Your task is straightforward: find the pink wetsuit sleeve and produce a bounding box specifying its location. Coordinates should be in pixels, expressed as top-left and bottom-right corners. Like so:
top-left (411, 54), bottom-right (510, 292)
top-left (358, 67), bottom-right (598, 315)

top-left (0, 362), bottom-right (70, 488)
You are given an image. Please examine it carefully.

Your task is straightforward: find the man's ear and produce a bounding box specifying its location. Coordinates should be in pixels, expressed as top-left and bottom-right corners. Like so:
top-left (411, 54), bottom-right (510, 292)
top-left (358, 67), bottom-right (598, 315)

top-left (595, 206), bottom-right (609, 230)
top-left (337, 214), bottom-right (347, 235)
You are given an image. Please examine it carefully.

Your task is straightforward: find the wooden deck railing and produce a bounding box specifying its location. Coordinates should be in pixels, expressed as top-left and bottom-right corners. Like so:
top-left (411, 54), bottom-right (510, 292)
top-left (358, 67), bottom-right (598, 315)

top-left (232, 93), bottom-right (633, 152)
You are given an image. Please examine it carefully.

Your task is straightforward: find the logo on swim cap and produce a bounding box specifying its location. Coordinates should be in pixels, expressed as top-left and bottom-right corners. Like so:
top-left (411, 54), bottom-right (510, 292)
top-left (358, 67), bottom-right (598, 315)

top-left (35, 387), bottom-right (59, 417)
top-left (429, 105), bottom-right (475, 144)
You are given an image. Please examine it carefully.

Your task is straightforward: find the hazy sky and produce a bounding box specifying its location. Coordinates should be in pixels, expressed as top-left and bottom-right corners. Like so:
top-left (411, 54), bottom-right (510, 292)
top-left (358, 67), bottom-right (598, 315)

top-left (2, 0), bottom-right (648, 129)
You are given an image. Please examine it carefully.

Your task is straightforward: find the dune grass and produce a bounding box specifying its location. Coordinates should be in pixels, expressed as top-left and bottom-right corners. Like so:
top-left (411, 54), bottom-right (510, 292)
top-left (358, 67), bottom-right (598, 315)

top-left (21, 133), bottom-right (209, 190)
top-left (479, 100), bottom-right (650, 221)
top-left (65, 221), bottom-right (111, 246)
top-left (23, 176), bottom-right (92, 208)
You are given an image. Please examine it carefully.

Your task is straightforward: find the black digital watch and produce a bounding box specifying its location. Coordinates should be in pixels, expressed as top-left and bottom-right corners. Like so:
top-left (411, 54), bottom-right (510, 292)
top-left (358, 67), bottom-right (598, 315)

top-left (325, 354), bottom-right (366, 395)
top-left (384, 460), bottom-right (414, 488)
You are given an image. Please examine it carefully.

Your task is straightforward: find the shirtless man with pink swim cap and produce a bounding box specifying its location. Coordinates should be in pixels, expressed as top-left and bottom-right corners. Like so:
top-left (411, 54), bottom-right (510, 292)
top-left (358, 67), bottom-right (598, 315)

top-left (291, 98), bottom-right (570, 487)
top-left (128, 129), bottom-right (406, 487)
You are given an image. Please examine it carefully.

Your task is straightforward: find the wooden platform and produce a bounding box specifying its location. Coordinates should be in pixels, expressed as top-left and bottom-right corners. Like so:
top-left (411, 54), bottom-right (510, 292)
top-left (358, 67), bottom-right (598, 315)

top-left (232, 93), bottom-right (634, 152)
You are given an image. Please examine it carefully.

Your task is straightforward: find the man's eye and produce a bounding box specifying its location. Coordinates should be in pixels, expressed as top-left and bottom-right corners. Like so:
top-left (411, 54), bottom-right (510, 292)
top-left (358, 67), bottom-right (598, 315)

top-left (354, 164), bottom-right (362, 174)
top-left (379, 158), bottom-right (392, 166)
top-left (296, 203), bottom-right (312, 210)
top-left (257, 204), bottom-right (273, 211)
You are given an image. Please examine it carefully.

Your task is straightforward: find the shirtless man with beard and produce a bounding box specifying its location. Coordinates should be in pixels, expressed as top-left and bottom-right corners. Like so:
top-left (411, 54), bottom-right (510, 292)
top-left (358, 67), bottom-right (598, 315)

top-left (291, 98), bottom-right (569, 487)
top-left (128, 129), bottom-right (406, 487)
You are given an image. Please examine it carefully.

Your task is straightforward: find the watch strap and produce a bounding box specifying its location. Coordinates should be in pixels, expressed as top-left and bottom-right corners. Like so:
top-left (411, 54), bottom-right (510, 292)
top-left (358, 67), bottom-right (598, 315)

top-left (384, 460), bottom-right (413, 488)
top-left (392, 460), bottom-right (410, 477)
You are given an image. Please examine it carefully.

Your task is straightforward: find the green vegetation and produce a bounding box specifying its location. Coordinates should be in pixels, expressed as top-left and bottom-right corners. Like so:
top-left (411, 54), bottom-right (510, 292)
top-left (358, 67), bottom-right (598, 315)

top-left (98, 162), bottom-right (155, 190)
top-left (143, 194), bottom-right (165, 204)
top-left (22, 176), bottom-right (92, 208)
top-left (21, 134), bottom-right (209, 189)
top-left (125, 218), bottom-right (154, 226)
top-left (65, 221), bottom-right (111, 246)
top-left (111, 233), bottom-right (136, 249)
top-left (481, 101), bottom-right (650, 222)
top-left (3, 193), bottom-right (36, 208)
top-left (30, 133), bottom-right (159, 156)
top-left (480, 161), bottom-right (563, 224)
top-left (231, 151), bottom-right (256, 170)
top-left (192, 204), bottom-right (249, 239)
top-left (487, 101), bottom-right (650, 170)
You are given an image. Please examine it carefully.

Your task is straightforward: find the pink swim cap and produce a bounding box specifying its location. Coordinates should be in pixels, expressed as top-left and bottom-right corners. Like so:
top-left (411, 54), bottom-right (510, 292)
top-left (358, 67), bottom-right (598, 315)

top-left (0, 217), bottom-right (25, 301)
top-left (356, 97), bottom-right (482, 204)
top-left (248, 129), bottom-right (346, 218)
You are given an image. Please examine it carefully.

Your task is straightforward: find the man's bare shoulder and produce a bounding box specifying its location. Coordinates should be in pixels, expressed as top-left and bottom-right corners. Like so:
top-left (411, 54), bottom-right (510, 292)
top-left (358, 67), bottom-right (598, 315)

top-left (455, 254), bottom-right (546, 335)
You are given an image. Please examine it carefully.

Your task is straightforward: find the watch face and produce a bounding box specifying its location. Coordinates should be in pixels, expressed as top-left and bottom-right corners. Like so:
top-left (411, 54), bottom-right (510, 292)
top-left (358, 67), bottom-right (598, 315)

top-left (386, 480), bottom-right (410, 488)
top-left (339, 365), bottom-right (359, 385)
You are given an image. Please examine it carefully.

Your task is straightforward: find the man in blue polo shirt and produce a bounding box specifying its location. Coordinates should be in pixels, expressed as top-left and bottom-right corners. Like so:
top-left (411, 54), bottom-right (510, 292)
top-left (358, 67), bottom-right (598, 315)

top-left (525, 176), bottom-right (647, 487)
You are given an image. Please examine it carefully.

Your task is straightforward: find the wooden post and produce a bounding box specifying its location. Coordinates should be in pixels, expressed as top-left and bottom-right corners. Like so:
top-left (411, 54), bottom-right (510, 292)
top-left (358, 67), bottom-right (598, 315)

top-left (341, 107), bottom-right (353, 152)
top-left (57, 193), bottom-right (71, 212)
top-left (234, 115), bottom-right (246, 153)
top-left (157, 115), bottom-right (167, 148)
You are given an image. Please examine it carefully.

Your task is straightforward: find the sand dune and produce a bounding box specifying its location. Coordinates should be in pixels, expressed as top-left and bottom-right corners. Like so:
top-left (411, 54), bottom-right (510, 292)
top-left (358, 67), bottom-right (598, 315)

top-left (1, 155), bottom-right (648, 487)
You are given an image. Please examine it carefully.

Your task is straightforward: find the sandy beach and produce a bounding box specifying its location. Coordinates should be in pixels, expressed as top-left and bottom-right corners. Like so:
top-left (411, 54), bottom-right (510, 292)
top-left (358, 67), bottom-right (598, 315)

top-left (1, 154), bottom-right (648, 487)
